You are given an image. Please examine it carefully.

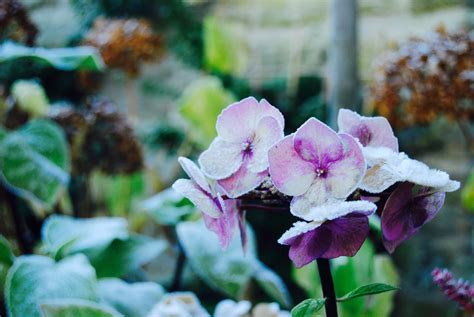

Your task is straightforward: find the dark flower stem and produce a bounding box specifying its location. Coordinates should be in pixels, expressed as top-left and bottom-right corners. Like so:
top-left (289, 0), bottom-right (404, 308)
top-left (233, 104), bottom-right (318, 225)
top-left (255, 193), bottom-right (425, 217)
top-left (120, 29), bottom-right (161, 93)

top-left (317, 259), bottom-right (338, 317)
top-left (170, 242), bottom-right (186, 292)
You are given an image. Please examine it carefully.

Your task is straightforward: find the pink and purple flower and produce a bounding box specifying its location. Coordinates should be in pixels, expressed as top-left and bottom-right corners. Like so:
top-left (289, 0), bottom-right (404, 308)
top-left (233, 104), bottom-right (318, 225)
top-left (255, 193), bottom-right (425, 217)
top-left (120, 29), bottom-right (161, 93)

top-left (199, 97), bottom-right (284, 198)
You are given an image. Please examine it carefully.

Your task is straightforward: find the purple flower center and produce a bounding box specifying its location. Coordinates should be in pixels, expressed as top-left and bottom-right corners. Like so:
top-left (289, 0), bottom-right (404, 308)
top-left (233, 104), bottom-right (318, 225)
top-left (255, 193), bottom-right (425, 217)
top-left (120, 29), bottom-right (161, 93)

top-left (315, 167), bottom-right (326, 178)
top-left (241, 140), bottom-right (253, 157)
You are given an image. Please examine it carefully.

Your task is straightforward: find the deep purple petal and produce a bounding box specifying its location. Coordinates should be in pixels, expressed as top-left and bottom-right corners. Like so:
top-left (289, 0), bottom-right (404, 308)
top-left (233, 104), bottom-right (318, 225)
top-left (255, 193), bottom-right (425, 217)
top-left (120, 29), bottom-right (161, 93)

top-left (381, 182), bottom-right (446, 253)
top-left (237, 209), bottom-right (248, 252)
top-left (202, 198), bottom-right (238, 249)
top-left (293, 118), bottom-right (343, 165)
top-left (280, 214), bottom-right (370, 268)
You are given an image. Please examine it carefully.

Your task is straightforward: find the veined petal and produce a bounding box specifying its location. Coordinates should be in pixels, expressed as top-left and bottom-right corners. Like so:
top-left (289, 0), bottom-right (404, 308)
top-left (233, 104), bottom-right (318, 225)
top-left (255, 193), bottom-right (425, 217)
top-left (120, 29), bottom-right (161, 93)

top-left (248, 116), bottom-right (284, 173)
top-left (325, 133), bottom-right (366, 199)
top-left (172, 179), bottom-right (221, 218)
top-left (259, 98), bottom-right (285, 129)
top-left (381, 183), bottom-right (446, 253)
top-left (199, 137), bottom-right (243, 180)
top-left (216, 97), bottom-right (260, 142)
top-left (294, 118), bottom-right (343, 165)
top-left (279, 214), bottom-right (370, 268)
top-left (338, 109), bottom-right (398, 151)
top-left (268, 135), bottom-right (315, 196)
top-left (203, 198), bottom-right (238, 249)
top-left (290, 179), bottom-right (329, 219)
top-left (217, 160), bottom-right (267, 198)
top-left (303, 200), bottom-right (377, 222)
top-left (178, 157), bottom-right (210, 192)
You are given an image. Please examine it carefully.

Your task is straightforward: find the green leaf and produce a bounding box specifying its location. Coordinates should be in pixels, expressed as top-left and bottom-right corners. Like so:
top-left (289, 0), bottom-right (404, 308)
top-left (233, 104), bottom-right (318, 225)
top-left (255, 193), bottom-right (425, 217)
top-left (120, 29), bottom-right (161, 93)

top-left (461, 169), bottom-right (474, 213)
top-left (366, 256), bottom-right (399, 317)
top-left (0, 41), bottom-right (104, 71)
top-left (139, 188), bottom-right (196, 225)
top-left (97, 278), bottom-right (164, 317)
top-left (0, 235), bottom-right (15, 266)
top-left (41, 215), bottom-right (129, 259)
top-left (337, 283), bottom-right (399, 302)
top-left (0, 120), bottom-right (70, 209)
top-left (5, 254), bottom-right (97, 317)
top-left (203, 17), bottom-right (248, 75)
top-left (11, 80), bottom-right (49, 117)
top-left (291, 299), bottom-right (326, 317)
top-left (253, 262), bottom-right (292, 308)
top-left (177, 220), bottom-right (257, 298)
top-left (40, 299), bottom-right (122, 317)
top-left (90, 235), bottom-right (166, 278)
top-left (292, 262), bottom-right (319, 298)
top-left (179, 76), bottom-right (235, 147)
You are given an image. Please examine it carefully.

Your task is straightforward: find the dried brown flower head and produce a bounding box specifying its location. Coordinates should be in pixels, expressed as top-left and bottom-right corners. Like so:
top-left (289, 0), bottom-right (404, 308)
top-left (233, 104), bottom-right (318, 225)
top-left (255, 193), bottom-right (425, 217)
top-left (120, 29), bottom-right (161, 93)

top-left (0, 0), bottom-right (38, 46)
top-left (83, 18), bottom-right (164, 76)
top-left (371, 28), bottom-right (474, 128)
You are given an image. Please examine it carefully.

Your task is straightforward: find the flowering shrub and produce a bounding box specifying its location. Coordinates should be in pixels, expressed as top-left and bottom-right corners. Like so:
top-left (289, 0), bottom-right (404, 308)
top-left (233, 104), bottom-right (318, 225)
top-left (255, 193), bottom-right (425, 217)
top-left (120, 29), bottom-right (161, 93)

top-left (173, 96), bottom-right (460, 315)
top-left (432, 268), bottom-right (474, 314)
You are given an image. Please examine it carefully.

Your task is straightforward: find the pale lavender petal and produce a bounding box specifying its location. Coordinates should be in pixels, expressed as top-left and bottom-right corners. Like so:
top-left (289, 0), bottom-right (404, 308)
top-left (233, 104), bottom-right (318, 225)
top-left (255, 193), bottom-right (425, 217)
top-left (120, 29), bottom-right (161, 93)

top-left (177, 157), bottom-right (210, 192)
top-left (337, 109), bottom-right (398, 151)
top-left (293, 118), bottom-right (343, 165)
top-left (216, 97), bottom-right (260, 142)
top-left (198, 137), bottom-right (243, 180)
top-left (268, 135), bottom-right (315, 196)
top-left (203, 198), bottom-right (238, 249)
top-left (279, 214), bottom-right (370, 268)
top-left (325, 133), bottom-right (366, 199)
top-left (303, 200), bottom-right (377, 222)
top-left (290, 179), bottom-right (329, 219)
top-left (381, 182), bottom-right (446, 253)
top-left (248, 116), bottom-right (284, 173)
top-left (259, 98), bottom-right (285, 129)
top-left (172, 179), bottom-right (221, 218)
top-left (217, 159), bottom-right (267, 198)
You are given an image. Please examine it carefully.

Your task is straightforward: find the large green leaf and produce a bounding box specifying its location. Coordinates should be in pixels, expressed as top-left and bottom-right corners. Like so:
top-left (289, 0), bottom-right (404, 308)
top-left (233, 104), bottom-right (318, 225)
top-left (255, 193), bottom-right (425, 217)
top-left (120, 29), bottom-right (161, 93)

top-left (5, 254), bottom-right (97, 317)
top-left (291, 299), bottom-right (326, 317)
top-left (203, 17), bottom-right (248, 75)
top-left (177, 220), bottom-right (290, 303)
top-left (0, 235), bottom-right (15, 266)
top-left (461, 169), bottom-right (474, 213)
top-left (139, 188), bottom-right (197, 225)
top-left (0, 41), bottom-right (104, 71)
top-left (40, 299), bottom-right (122, 317)
top-left (0, 120), bottom-right (69, 209)
top-left (97, 278), bottom-right (164, 317)
top-left (179, 76), bottom-right (235, 147)
top-left (41, 215), bottom-right (129, 259)
top-left (253, 262), bottom-right (292, 308)
top-left (90, 235), bottom-right (166, 278)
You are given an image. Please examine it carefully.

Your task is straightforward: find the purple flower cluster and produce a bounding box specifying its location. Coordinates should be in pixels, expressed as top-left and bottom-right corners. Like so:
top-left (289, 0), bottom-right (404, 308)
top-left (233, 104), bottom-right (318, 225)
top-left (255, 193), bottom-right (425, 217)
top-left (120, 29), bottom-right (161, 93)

top-left (432, 268), bottom-right (474, 313)
top-left (173, 97), bottom-right (460, 267)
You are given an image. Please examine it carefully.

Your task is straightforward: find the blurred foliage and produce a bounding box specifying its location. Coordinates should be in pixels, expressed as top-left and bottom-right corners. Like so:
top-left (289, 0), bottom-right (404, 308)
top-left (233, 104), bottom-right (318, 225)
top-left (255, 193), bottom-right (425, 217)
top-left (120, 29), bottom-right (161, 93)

top-left (461, 169), bottom-right (474, 213)
top-left (0, 42), bottom-right (104, 72)
top-left (203, 16), bottom-right (249, 76)
top-left (40, 299), bottom-right (121, 317)
top-left (177, 220), bottom-right (292, 307)
top-left (10, 79), bottom-right (49, 117)
top-left (371, 27), bottom-right (474, 129)
top-left (179, 75), bottom-right (236, 148)
top-left (0, 119), bottom-right (69, 211)
top-left (292, 240), bottom-right (399, 317)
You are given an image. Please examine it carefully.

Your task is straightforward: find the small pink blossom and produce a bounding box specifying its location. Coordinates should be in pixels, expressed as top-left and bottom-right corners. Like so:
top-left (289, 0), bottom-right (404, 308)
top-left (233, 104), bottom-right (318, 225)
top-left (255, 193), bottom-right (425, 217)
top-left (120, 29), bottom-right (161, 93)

top-left (199, 97), bottom-right (284, 198)
top-left (172, 157), bottom-right (238, 249)
top-left (337, 108), bottom-right (399, 151)
top-left (268, 118), bottom-right (366, 219)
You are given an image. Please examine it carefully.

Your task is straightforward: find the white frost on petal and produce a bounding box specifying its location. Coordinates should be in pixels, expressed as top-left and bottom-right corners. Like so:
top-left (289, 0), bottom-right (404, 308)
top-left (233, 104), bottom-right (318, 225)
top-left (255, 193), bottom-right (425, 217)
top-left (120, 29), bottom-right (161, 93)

top-left (248, 116), bottom-right (284, 173)
top-left (290, 179), bottom-right (329, 219)
top-left (172, 179), bottom-right (221, 218)
top-left (361, 147), bottom-right (460, 193)
top-left (277, 221), bottom-right (322, 244)
top-left (214, 300), bottom-right (251, 317)
top-left (303, 200), bottom-right (377, 222)
top-left (148, 292), bottom-right (210, 317)
top-left (253, 303), bottom-right (291, 317)
top-left (198, 138), bottom-right (243, 180)
top-left (178, 157), bottom-right (211, 192)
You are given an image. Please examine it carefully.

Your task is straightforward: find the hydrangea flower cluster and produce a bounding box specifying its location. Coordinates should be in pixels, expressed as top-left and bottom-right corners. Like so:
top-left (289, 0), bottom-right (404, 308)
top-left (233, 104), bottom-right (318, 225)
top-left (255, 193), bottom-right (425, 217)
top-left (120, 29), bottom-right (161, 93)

top-left (173, 97), bottom-right (460, 268)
